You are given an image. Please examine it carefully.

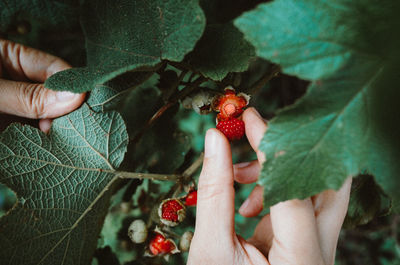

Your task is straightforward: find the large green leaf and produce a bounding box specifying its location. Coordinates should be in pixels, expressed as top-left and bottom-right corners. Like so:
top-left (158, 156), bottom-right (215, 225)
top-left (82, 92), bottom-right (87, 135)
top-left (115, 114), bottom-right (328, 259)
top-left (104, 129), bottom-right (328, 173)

top-left (235, 0), bottom-right (400, 210)
top-left (45, 0), bottom-right (206, 93)
top-left (186, 23), bottom-right (255, 81)
top-left (0, 104), bottom-right (129, 265)
top-left (235, 0), bottom-right (400, 80)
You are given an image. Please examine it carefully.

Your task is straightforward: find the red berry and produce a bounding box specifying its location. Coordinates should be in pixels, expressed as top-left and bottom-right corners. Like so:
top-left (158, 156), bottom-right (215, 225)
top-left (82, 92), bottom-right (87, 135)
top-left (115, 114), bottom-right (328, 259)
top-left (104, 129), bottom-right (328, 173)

top-left (149, 232), bottom-right (177, 255)
top-left (216, 118), bottom-right (245, 141)
top-left (158, 198), bottom-right (186, 226)
top-left (185, 190), bottom-right (197, 206)
top-left (213, 87), bottom-right (249, 120)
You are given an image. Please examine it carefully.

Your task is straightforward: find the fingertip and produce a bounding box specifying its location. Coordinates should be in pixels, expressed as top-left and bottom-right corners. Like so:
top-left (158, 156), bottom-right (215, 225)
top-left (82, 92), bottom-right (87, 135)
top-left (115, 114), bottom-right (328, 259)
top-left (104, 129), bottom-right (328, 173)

top-left (243, 108), bottom-right (267, 163)
top-left (39, 119), bottom-right (52, 134)
top-left (233, 161), bottom-right (260, 184)
top-left (45, 59), bottom-right (71, 78)
top-left (238, 185), bottom-right (264, 217)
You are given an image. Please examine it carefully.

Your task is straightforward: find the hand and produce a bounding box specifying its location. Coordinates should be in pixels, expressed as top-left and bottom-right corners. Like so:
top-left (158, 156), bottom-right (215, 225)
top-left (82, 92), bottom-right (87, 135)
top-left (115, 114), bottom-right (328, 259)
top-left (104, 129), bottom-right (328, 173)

top-left (0, 39), bottom-right (85, 133)
top-left (187, 107), bottom-right (352, 265)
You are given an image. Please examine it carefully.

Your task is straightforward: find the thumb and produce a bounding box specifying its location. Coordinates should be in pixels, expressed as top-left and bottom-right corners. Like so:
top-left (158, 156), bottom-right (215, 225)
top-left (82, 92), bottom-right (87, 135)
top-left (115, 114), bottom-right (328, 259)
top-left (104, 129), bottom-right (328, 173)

top-left (0, 80), bottom-right (85, 119)
top-left (194, 129), bottom-right (236, 241)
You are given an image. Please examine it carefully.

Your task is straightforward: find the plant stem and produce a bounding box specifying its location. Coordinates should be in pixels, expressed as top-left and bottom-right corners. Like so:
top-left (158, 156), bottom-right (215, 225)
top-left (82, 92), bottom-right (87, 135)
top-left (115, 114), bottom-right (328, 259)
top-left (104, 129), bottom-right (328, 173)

top-left (248, 64), bottom-right (281, 94)
top-left (182, 153), bottom-right (204, 179)
top-left (130, 76), bottom-right (207, 143)
top-left (117, 171), bottom-right (180, 181)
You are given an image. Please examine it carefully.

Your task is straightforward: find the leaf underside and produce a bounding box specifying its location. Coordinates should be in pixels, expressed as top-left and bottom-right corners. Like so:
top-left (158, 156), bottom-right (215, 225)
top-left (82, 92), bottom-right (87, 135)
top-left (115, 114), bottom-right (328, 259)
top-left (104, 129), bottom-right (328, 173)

top-left (0, 104), bottom-right (128, 265)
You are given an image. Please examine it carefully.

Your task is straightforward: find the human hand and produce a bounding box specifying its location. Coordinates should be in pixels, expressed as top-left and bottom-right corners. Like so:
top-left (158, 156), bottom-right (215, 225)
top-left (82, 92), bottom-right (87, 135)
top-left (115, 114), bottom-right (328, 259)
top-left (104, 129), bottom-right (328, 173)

top-left (187, 107), bottom-right (352, 265)
top-left (0, 39), bottom-right (85, 133)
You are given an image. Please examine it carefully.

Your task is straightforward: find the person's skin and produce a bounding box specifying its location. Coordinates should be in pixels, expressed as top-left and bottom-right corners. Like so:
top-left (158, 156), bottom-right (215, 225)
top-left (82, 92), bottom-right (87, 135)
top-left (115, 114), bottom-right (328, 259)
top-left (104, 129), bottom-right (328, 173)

top-left (188, 107), bottom-right (352, 265)
top-left (0, 39), bottom-right (85, 133)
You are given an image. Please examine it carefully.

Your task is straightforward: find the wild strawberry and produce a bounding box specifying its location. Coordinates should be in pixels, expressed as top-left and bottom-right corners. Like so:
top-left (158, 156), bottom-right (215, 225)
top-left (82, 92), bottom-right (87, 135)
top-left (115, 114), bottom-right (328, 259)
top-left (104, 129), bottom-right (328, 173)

top-left (147, 228), bottom-right (179, 257)
top-left (185, 190), bottom-right (197, 206)
top-left (212, 86), bottom-right (250, 121)
top-left (216, 117), bottom-right (245, 141)
top-left (128, 219), bottom-right (148, 244)
top-left (158, 198), bottom-right (186, 226)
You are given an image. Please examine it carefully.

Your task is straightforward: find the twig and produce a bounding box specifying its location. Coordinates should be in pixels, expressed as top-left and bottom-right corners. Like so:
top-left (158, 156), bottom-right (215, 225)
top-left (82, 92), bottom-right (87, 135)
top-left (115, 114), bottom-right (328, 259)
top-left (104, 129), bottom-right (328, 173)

top-left (117, 171), bottom-right (180, 181)
top-left (248, 64), bottom-right (280, 94)
top-left (130, 76), bottom-right (207, 143)
top-left (182, 152), bottom-right (204, 179)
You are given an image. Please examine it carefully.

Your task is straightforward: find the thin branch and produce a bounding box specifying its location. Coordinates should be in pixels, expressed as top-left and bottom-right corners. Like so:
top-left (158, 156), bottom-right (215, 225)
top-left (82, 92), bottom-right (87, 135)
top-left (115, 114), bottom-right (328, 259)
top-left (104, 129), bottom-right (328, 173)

top-left (130, 76), bottom-right (207, 143)
top-left (248, 64), bottom-right (281, 94)
top-left (182, 152), bottom-right (204, 179)
top-left (117, 171), bottom-right (180, 181)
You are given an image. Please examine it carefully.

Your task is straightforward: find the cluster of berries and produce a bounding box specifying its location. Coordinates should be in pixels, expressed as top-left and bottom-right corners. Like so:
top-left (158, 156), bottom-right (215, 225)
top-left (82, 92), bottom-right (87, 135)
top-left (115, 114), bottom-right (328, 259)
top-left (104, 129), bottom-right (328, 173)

top-left (182, 86), bottom-right (250, 141)
top-left (213, 87), bottom-right (250, 141)
top-left (128, 190), bottom-right (197, 259)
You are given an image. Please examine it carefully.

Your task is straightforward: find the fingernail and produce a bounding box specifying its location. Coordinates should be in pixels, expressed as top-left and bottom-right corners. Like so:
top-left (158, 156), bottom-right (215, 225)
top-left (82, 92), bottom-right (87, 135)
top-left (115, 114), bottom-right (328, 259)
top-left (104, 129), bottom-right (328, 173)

top-left (204, 129), bottom-right (218, 158)
top-left (239, 198), bottom-right (250, 213)
top-left (56, 91), bottom-right (77, 101)
top-left (234, 161), bottom-right (251, 169)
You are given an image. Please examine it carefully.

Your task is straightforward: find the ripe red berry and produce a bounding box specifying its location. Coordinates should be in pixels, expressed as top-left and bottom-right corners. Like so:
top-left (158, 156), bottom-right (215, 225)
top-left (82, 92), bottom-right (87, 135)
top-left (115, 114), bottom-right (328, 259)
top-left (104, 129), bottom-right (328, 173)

top-left (185, 190), bottom-right (197, 206)
top-left (216, 118), bottom-right (245, 141)
top-left (158, 198), bottom-right (186, 226)
top-left (213, 87), bottom-right (250, 120)
top-left (149, 232), bottom-right (178, 256)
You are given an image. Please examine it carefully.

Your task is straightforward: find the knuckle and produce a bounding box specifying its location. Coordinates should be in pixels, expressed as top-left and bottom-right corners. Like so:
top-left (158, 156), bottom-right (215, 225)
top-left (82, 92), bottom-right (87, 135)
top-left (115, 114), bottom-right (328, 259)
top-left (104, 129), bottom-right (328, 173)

top-left (18, 83), bottom-right (47, 118)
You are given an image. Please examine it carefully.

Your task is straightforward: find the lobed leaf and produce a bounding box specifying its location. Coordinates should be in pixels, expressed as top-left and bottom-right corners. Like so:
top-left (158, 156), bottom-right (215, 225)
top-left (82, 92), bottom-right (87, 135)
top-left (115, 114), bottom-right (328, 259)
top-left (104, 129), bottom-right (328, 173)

top-left (0, 104), bottom-right (129, 265)
top-left (45, 0), bottom-right (206, 93)
top-left (235, 0), bottom-right (400, 210)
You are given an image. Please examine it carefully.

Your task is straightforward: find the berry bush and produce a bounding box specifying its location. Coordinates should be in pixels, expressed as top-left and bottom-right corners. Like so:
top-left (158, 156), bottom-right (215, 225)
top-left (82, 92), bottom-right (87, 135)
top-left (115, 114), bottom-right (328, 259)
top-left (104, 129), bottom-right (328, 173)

top-left (0, 0), bottom-right (400, 264)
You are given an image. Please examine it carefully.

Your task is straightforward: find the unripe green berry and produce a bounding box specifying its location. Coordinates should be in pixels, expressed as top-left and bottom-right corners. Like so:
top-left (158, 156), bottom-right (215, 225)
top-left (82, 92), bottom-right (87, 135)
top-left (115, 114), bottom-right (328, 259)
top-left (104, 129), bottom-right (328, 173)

top-left (128, 219), bottom-right (148, 244)
top-left (179, 231), bottom-right (194, 252)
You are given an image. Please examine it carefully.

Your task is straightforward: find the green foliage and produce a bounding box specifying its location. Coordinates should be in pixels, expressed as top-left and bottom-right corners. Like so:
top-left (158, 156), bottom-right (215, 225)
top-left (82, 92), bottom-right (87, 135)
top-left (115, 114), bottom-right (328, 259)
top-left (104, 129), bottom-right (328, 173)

top-left (235, 0), bottom-right (400, 210)
top-left (186, 23), bottom-right (255, 81)
top-left (0, 0), bottom-right (399, 264)
top-left (45, 0), bottom-right (206, 93)
top-left (0, 104), bottom-right (128, 264)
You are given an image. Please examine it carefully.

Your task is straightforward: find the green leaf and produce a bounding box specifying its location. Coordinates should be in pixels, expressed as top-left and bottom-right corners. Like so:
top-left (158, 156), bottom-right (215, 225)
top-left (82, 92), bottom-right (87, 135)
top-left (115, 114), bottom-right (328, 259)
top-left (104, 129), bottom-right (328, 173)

top-left (235, 0), bottom-right (400, 210)
top-left (0, 103), bottom-right (129, 265)
top-left (45, 0), bottom-right (206, 93)
top-left (257, 57), bottom-right (400, 210)
top-left (235, 0), bottom-right (400, 80)
top-left (186, 23), bottom-right (255, 81)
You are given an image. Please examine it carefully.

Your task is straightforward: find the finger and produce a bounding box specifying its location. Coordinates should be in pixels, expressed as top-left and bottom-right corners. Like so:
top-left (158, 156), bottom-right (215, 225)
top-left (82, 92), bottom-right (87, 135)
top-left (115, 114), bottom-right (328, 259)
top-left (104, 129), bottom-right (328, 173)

top-left (312, 177), bottom-right (352, 265)
top-left (0, 80), bottom-right (85, 118)
top-left (242, 108), bottom-right (267, 164)
top-left (195, 129), bottom-right (235, 241)
top-left (0, 39), bottom-right (70, 82)
top-left (248, 214), bottom-right (273, 257)
top-left (236, 236), bottom-right (271, 265)
top-left (39, 119), bottom-right (53, 134)
top-left (239, 185), bottom-right (263, 217)
top-left (233, 160), bottom-right (260, 184)
top-left (268, 199), bottom-right (325, 265)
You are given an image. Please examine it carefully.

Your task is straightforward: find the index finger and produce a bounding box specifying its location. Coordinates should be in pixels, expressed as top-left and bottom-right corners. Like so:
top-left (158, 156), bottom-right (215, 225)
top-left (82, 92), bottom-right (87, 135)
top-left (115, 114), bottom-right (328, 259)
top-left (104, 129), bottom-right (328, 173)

top-left (0, 39), bottom-right (70, 82)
